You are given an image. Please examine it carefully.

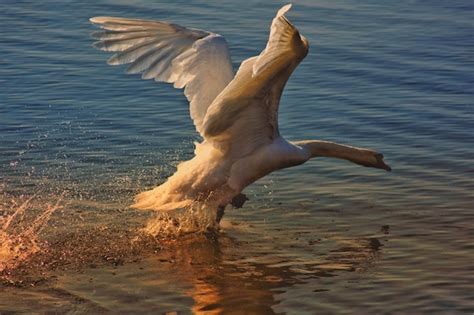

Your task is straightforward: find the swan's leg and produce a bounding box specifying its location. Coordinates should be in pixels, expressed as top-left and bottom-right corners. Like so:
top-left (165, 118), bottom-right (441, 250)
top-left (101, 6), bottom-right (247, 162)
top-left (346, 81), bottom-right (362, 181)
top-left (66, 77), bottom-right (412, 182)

top-left (215, 194), bottom-right (248, 225)
top-left (216, 205), bottom-right (226, 224)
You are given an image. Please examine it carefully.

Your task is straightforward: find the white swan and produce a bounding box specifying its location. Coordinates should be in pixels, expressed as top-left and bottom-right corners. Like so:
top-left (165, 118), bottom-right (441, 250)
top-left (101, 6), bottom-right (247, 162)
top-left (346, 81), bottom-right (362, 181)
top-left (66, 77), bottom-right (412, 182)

top-left (90, 4), bottom-right (390, 224)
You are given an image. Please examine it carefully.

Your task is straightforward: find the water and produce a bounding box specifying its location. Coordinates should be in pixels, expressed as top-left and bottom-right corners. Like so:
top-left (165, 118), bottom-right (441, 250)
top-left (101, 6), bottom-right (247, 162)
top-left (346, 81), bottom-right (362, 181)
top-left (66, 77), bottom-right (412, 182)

top-left (1, 0), bottom-right (473, 313)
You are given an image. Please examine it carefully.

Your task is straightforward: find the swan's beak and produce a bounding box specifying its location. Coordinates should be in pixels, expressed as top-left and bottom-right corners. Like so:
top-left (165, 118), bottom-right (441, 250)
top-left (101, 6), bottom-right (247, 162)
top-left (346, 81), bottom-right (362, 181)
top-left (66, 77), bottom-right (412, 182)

top-left (374, 153), bottom-right (391, 172)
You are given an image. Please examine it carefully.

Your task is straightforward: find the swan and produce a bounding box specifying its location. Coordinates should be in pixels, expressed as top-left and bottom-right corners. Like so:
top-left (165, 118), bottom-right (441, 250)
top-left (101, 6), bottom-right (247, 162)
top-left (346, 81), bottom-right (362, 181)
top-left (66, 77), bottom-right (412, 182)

top-left (90, 4), bottom-right (390, 226)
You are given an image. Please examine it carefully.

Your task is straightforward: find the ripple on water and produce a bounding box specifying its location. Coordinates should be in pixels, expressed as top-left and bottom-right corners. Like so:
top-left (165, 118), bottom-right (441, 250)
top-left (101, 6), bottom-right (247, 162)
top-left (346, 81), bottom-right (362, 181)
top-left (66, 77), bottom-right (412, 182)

top-left (1, 0), bottom-right (473, 313)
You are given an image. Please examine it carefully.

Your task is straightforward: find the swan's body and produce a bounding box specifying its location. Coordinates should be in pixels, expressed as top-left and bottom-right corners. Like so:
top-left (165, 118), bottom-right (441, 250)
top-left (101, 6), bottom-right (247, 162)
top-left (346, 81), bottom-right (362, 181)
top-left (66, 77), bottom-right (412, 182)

top-left (90, 4), bottom-right (390, 224)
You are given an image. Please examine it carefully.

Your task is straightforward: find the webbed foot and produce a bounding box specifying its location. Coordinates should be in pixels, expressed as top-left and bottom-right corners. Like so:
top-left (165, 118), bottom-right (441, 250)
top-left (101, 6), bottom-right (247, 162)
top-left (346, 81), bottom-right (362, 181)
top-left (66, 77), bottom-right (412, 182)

top-left (231, 193), bottom-right (249, 209)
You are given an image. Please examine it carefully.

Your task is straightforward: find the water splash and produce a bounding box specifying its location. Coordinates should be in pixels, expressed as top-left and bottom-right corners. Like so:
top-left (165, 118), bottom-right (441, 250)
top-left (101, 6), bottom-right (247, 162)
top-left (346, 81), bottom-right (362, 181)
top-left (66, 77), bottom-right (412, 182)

top-left (0, 194), bottom-right (64, 272)
top-left (134, 142), bottom-right (236, 236)
top-left (142, 203), bottom-right (220, 237)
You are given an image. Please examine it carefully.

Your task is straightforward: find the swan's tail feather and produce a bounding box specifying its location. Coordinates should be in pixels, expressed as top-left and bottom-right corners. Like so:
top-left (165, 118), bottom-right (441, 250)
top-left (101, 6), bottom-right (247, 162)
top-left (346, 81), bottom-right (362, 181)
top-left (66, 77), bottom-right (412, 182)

top-left (132, 189), bottom-right (193, 211)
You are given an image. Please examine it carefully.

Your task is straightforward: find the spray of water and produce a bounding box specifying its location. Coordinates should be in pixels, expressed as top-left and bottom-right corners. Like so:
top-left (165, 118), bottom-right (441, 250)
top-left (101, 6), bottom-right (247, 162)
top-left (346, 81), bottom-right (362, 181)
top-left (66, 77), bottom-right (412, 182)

top-left (0, 193), bottom-right (64, 272)
top-left (142, 203), bottom-right (220, 237)
top-left (134, 142), bottom-right (237, 236)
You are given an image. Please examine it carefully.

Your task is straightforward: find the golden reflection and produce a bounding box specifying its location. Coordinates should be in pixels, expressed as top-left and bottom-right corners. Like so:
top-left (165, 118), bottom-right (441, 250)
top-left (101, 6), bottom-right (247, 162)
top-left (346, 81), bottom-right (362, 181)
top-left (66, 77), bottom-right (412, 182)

top-left (149, 230), bottom-right (382, 314)
top-left (0, 198), bottom-right (383, 313)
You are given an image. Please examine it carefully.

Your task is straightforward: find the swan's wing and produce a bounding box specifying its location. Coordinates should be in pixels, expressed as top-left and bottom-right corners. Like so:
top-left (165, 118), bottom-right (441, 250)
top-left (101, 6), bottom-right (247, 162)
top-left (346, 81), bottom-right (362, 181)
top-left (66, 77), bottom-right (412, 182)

top-left (252, 3), bottom-right (307, 77)
top-left (202, 4), bottom-right (308, 156)
top-left (89, 16), bottom-right (235, 136)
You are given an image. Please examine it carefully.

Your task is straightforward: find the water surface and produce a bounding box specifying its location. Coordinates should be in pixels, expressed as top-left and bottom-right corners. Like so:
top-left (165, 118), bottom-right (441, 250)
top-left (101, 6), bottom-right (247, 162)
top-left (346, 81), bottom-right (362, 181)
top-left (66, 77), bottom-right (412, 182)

top-left (1, 0), bottom-right (473, 314)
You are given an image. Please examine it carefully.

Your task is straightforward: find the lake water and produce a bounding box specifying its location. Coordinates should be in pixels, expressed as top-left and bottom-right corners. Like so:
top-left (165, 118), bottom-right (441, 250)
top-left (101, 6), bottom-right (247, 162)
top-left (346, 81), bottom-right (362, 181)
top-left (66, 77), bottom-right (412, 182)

top-left (1, 0), bottom-right (473, 314)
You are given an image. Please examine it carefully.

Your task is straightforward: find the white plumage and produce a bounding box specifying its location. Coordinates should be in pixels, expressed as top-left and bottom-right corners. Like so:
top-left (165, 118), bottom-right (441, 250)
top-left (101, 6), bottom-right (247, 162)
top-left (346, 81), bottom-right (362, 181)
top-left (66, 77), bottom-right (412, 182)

top-left (90, 15), bottom-right (234, 136)
top-left (90, 4), bottom-right (390, 227)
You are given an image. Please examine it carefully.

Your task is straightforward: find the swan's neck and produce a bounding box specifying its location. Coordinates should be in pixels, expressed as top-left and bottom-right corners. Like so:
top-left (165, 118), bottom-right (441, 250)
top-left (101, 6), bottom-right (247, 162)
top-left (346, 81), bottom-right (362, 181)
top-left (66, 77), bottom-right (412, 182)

top-left (294, 140), bottom-right (391, 171)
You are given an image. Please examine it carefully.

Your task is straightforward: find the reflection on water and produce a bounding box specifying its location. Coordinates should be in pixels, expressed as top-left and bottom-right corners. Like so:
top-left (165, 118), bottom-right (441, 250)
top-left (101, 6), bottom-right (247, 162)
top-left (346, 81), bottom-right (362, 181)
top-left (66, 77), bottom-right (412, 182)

top-left (0, 179), bottom-right (387, 313)
top-left (1, 204), bottom-right (384, 314)
top-left (144, 234), bottom-right (381, 314)
top-left (1, 188), bottom-right (472, 313)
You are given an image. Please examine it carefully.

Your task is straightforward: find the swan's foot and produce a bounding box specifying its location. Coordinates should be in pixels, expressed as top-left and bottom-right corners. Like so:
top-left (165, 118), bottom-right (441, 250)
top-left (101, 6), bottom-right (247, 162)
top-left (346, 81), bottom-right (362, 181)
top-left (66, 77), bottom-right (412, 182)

top-left (231, 193), bottom-right (248, 209)
top-left (215, 194), bottom-right (248, 224)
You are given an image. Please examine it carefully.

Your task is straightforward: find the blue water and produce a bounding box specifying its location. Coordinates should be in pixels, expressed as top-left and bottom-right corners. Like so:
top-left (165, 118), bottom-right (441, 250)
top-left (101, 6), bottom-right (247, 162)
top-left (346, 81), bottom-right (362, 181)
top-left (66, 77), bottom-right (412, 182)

top-left (1, 0), bottom-right (473, 314)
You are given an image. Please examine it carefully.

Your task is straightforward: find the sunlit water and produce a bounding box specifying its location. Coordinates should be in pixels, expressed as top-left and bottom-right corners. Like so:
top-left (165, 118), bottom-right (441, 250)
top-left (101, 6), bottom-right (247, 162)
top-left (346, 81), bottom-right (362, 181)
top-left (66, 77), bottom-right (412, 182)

top-left (1, 0), bottom-right (473, 314)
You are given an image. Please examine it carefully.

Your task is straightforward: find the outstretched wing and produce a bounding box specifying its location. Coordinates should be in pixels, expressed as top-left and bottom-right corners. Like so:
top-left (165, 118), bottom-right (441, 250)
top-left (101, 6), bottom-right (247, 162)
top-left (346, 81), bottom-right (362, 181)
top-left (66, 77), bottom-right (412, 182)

top-left (202, 4), bottom-right (308, 156)
top-left (89, 16), bottom-right (235, 136)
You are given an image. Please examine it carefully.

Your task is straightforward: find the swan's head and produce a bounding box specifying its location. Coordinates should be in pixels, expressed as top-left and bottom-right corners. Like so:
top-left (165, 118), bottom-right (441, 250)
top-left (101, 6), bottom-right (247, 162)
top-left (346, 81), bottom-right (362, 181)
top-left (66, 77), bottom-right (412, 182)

top-left (353, 150), bottom-right (391, 172)
top-left (371, 153), bottom-right (391, 172)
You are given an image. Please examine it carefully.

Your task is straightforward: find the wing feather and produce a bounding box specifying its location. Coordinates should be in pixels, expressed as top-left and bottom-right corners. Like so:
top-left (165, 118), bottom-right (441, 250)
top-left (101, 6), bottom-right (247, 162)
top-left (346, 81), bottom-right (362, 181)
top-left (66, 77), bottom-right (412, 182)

top-left (252, 4), bottom-right (308, 77)
top-left (90, 16), bottom-right (234, 136)
top-left (202, 4), bottom-right (308, 157)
